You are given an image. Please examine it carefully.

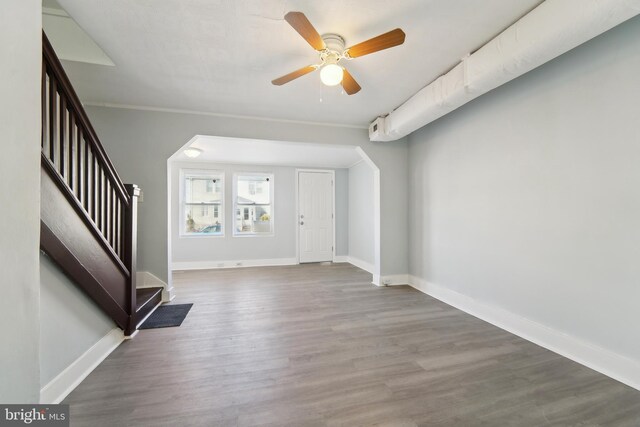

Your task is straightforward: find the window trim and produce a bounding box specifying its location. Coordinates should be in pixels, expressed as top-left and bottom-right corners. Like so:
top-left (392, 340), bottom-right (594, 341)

top-left (179, 168), bottom-right (225, 238)
top-left (232, 172), bottom-right (275, 237)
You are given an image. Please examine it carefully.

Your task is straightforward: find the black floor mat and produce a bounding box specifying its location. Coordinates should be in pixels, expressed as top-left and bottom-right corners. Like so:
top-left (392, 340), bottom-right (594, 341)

top-left (139, 304), bottom-right (193, 329)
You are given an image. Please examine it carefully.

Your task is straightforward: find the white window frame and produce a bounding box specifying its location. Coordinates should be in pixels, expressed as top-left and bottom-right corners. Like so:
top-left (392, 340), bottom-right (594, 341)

top-left (179, 168), bottom-right (225, 238)
top-left (233, 172), bottom-right (274, 237)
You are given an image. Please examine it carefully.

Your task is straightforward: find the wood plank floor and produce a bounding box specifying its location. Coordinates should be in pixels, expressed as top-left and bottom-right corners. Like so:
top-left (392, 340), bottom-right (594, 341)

top-left (65, 263), bottom-right (640, 426)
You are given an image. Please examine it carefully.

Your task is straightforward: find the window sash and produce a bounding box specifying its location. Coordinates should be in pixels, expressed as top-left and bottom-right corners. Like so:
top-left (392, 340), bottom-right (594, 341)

top-left (184, 202), bottom-right (222, 206)
top-left (181, 169), bottom-right (225, 236)
top-left (233, 173), bottom-right (273, 236)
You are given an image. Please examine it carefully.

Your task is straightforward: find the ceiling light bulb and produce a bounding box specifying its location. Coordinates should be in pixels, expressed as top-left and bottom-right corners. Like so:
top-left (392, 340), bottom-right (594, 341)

top-left (184, 147), bottom-right (202, 158)
top-left (320, 64), bottom-right (343, 86)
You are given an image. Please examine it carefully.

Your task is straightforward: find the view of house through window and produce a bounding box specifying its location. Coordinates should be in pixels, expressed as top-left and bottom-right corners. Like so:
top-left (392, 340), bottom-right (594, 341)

top-left (181, 170), bottom-right (224, 235)
top-left (234, 174), bottom-right (273, 235)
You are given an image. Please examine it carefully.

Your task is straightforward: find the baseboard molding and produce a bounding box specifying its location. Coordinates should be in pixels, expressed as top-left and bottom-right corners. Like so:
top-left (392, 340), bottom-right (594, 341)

top-left (333, 255), bottom-right (349, 263)
top-left (172, 257), bottom-right (298, 271)
top-left (344, 256), bottom-right (375, 275)
top-left (407, 275), bottom-right (640, 391)
top-left (376, 274), bottom-right (410, 286)
top-left (137, 271), bottom-right (174, 302)
top-left (40, 328), bottom-right (124, 404)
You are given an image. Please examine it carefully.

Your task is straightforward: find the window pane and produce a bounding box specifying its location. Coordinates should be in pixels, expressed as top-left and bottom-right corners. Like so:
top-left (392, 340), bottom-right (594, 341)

top-left (184, 203), bottom-right (222, 234)
top-left (236, 175), bottom-right (270, 205)
top-left (185, 176), bottom-right (222, 204)
top-left (235, 205), bottom-right (271, 234)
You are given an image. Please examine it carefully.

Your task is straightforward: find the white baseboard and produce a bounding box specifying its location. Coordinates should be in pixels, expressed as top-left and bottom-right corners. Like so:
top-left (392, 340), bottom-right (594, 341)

top-left (333, 255), bottom-right (349, 263)
top-left (172, 257), bottom-right (298, 271)
top-left (40, 328), bottom-right (124, 404)
top-left (137, 271), bottom-right (174, 302)
top-left (407, 275), bottom-right (640, 391)
top-left (376, 274), bottom-right (410, 286)
top-left (344, 256), bottom-right (375, 275)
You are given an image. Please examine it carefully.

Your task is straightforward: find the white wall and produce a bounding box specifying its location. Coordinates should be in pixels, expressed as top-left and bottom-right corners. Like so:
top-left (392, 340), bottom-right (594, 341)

top-left (84, 106), bottom-right (409, 282)
top-left (39, 254), bottom-right (115, 386)
top-left (408, 15), bottom-right (640, 366)
top-left (0, 0), bottom-right (42, 403)
top-left (348, 161), bottom-right (375, 270)
top-left (171, 162), bottom-right (349, 267)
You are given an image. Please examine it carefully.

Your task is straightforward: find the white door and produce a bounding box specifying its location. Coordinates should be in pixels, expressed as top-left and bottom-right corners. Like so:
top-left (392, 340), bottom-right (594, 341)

top-left (298, 171), bottom-right (334, 263)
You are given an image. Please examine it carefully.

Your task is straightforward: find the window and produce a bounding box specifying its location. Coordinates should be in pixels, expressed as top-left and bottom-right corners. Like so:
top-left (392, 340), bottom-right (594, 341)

top-left (181, 170), bottom-right (224, 236)
top-left (234, 173), bottom-right (273, 235)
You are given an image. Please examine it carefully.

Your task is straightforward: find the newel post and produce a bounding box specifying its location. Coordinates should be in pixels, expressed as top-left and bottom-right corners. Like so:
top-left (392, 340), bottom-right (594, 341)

top-left (124, 184), bottom-right (141, 337)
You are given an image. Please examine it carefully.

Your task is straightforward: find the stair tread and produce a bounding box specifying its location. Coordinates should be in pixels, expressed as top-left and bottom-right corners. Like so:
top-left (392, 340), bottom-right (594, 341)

top-left (136, 287), bottom-right (163, 312)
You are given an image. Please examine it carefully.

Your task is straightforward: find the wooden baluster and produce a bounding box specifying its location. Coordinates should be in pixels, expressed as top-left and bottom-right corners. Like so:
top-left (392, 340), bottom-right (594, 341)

top-left (106, 180), bottom-right (111, 245)
top-left (68, 112), bottom-right (76, 193)
top-left (49, 77), bottom-right (57, 163)
top-left (114, 191), bottom-right (119, 254)
top-left (91, 155), bottom-right (99, 227)
top-left (84, 141), bottom-right (91, 215)
top-left (102, 171), bottom-right (107, 236)
top-left (76, 125), bottom-right (83, 202)
top-left (59, 94), bottom-right (66, 179)
top-left (108, 187), bottom-right (113, 250)
top-left (116, 198), bottom-right (122, 258)
top-left (109, 187), bottom-right (118, 253)
top-left (97, 161), bottom-right (102, 229)
top-left (98, 161), bottom-right (102, 229)
top-left (102, 172), bottom-right (107, 236)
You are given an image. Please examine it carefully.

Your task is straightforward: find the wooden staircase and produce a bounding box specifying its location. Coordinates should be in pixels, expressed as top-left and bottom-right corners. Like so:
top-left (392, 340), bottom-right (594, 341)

top-left (40, 32), bottom-right (159, 336)
top-left (135, 287), bottom-right (163, 327)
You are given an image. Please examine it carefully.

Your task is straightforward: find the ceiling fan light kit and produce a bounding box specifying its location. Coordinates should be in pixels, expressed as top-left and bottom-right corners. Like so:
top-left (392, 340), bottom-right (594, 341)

top-left (320, 64), bottom-right (343, 86)
top-left (272, 11), bottom-right (406, 95)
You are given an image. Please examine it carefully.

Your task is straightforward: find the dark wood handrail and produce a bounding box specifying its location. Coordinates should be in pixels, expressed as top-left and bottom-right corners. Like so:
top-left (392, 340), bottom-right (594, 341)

top-left (42, 33), bottom-right (129, 206)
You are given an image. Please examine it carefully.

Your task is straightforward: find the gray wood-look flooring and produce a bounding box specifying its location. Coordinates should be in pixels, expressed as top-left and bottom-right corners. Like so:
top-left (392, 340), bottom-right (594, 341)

top-left (65, 263), bottom-right (640, 426)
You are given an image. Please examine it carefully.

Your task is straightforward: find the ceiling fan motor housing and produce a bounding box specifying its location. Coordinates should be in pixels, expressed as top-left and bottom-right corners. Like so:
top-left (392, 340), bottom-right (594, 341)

top-left (321, 33), bottom-right (346, 59)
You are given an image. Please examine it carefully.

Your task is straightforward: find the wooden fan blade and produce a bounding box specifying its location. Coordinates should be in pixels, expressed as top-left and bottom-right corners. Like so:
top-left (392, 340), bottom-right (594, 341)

top-left (341, 68), bottom-right (361, 95)
top-left (346, 28), bottom-right (406, 58)
top-left (271, 65), bottom-right (317, 86)
top-left (284, 12), bottom-right (326, 51)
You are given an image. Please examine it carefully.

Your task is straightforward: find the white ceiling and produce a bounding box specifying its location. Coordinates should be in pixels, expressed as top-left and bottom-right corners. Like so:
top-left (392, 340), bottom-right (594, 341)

top-left (54, 0), bottom-right (542, 127)
top-left (173, 135), bottom-right (363, 169)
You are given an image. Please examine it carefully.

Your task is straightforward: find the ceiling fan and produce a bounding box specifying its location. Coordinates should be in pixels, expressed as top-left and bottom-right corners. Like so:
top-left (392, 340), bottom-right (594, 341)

top-left (272, 12), bottom-right (406, 95)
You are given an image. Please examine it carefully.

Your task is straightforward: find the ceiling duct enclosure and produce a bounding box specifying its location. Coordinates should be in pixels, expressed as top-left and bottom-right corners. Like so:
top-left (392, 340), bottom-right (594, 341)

top-left (370, 0), bottom-right (640, 141)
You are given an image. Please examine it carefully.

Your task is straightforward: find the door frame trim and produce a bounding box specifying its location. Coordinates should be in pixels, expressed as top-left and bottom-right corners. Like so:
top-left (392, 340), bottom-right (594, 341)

top-left (295, 169), bottom-right (336, 264)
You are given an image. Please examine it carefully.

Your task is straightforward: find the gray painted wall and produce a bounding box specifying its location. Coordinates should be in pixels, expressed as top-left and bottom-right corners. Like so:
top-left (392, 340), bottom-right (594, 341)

top-left (0, 0), bottom-right (41, 403)
top-left (408, 16), bottom-right (640, 362)
top-left (40, 254), bottom-right (115, 386)
top-left (84, 106), bottom-right (409, 281)
top-left (348, 161), bottom-right (375, 267)
top-left (334, 169), bottom-right (349, 257)
top-left (170, 162), bottom-right (349, 264)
